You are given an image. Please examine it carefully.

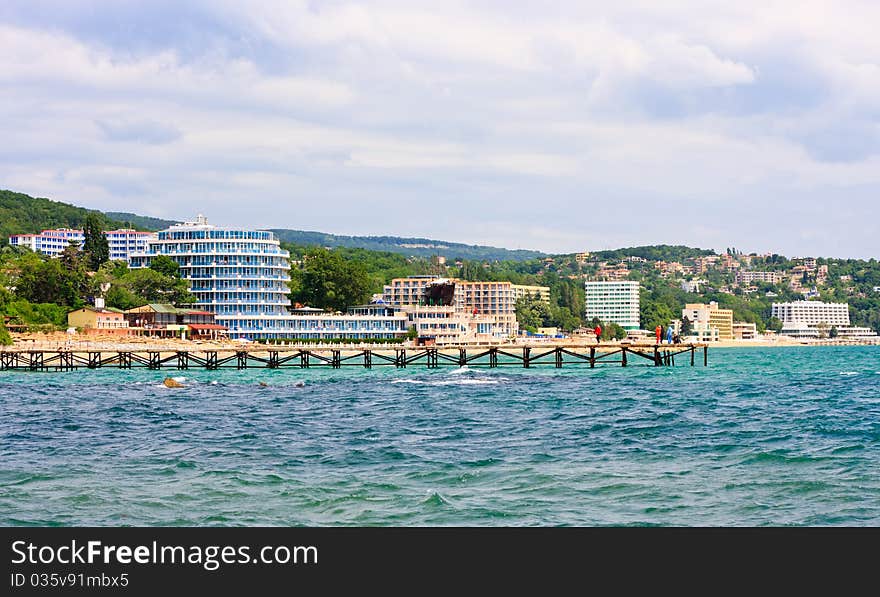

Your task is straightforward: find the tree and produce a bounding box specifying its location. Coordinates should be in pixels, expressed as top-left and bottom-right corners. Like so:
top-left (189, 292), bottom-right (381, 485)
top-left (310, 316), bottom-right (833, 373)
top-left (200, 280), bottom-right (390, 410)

top-left (515, 295), bottom-right (551, 330)
top-left (291, 247), bottom-right (373, 312)
top-left (406, 325), bottom-right (418, 340)
top-left (830, 326), bottom-right (839, 339)
top-left (767, 317), bottom-right (783, 332)
top-left (13, 253), bottom-right (83, 307)
top-left (601, 322), bottom-right (627, 341)
top-left (120, 268), bottom-right (196, 306)
top-left (83, 212), bottom-right (110, 270)
top-left (0, 320), bottom-right (11, 345)
top-left (149, 255), bottom-right (180, 278)
top-left (640, 301), bottom-right (676, 334)
top-left (680, 316), bottom-right (693, 336)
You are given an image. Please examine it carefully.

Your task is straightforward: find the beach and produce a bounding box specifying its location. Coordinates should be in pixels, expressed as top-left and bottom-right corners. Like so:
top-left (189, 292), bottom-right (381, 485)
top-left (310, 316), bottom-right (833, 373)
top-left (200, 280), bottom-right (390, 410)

top-left (5, 331), bottom-right (878, 352)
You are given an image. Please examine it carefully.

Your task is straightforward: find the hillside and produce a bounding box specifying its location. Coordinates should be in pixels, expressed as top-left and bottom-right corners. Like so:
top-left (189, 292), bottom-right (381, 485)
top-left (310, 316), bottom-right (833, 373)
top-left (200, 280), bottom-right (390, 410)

top-left (3, 189), bottom-right (546, 260)
top-left (0, 190), bottom-right (132, 240)
top-left (590, 245), bottom-right (717, 263)
top-left (270, 229), bottom-right (546, 262)
top-left (104, 212), bottom-right (177, 231)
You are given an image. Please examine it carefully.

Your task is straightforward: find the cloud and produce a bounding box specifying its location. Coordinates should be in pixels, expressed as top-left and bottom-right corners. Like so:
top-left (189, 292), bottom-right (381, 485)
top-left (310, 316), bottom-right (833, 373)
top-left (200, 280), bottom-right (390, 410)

top-left (0, 2), bottom-right (878, 258)
top-left (96, 118), bottom-right (182, 145)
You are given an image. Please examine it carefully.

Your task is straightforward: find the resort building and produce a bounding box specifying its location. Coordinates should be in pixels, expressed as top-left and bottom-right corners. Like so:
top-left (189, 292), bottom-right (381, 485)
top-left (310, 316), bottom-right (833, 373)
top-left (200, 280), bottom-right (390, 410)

top-left (733, 322), bottom-right (758, 340)
top-left (406, 305), bottom-right (501, 345)
top-left (124, 304), bottom-right (228, 340)
top-left (129, 216), bottom-right (407, 341)
top-left (682, 302), bottom-right (734, 341)
top-left (129, 215), bottom-right (293, 339)
top-left (457, 280), bottom-right (517, 336)
top-left (680, 279), bottom-right (705, 294)
top-left (584, 281), bottom-right (641, 331)
top-left (106, 230), bottom-right (159, 261)
top-left (281, 303), bottom-right (408, 341)
top-left (10, 228), bottom-right (156, 260)
top-left (67, 306), bottom-right (129, 335)
top-left (11, 229), bottom-right (84, 257)
top-left (383, 276), bottom-right (439, 306)
top-left (384, 276), bottom-right (518, 338)
top-left (771, 301), bottom-right (850, 327)
top-left (511, 284), bottom-right (551, 304)
top-left (735, 271), bottom-right (785, 285)
top-left (772, 300), bottom-right (877, 340)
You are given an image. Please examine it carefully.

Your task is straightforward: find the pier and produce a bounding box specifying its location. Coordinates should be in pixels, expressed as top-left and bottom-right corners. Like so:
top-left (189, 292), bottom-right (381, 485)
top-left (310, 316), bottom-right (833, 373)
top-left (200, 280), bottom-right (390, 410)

top-left (0, 343), bottom-right (709, 372)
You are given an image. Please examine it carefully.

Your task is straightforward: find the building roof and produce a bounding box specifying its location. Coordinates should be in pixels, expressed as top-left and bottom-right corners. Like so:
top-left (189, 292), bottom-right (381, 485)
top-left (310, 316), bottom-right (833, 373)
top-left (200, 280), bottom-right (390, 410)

top-left (71, 306), bottom-right (125, 315)
top-left (125, 303), bottom-right (185, 314)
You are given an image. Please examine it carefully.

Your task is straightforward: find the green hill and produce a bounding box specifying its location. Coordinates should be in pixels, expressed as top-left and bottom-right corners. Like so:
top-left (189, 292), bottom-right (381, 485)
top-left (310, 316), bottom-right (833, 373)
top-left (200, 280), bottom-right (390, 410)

top-left (2, 189), bottom-right (546, 260)
top-left (590, 245), bottom-right (716, 262)
top-left (104, 212), bottom-right (177, 231)
top-left (270, 229), bottom-right (545, 262)
top-left (0, 189), bottom-right (138, 240)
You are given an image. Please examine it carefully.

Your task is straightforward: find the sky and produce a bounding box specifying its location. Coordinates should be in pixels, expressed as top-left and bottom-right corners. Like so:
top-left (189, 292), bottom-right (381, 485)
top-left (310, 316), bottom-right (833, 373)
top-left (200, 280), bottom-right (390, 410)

top-left (1, 1), bottom-right (879, 259)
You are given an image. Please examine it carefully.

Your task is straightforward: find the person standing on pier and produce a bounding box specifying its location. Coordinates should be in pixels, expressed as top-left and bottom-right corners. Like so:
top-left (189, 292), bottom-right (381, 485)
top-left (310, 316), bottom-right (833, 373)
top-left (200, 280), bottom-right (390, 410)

top-left (666, 326), bottom-right (674, 345)
top-left (594, 324), bottom-right (602, 344)
top-left (655, 325), bottom-right (662, 345)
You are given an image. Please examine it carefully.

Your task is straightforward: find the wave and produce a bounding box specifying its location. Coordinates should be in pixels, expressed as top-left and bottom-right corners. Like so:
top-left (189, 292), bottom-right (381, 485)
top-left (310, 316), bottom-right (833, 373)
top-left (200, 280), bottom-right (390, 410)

top-left (449, 366), bottom-right (471, 375)
top-left (839, 372), bottom-right (859, 376)
top-left (391, 378), bottom-right (499, 386)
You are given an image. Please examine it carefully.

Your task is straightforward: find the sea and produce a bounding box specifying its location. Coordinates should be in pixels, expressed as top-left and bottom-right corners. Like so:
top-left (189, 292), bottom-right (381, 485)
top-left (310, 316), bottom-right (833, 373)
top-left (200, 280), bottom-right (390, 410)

top-left (1, 346), bottom-right (879, 526)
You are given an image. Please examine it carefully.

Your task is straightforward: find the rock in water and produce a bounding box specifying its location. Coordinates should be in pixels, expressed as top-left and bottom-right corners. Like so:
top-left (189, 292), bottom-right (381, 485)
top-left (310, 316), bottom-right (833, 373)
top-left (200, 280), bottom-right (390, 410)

top-left (163, 377), bottom-right (184, 388)
top-left (258, 381), bottom-right (268, 387)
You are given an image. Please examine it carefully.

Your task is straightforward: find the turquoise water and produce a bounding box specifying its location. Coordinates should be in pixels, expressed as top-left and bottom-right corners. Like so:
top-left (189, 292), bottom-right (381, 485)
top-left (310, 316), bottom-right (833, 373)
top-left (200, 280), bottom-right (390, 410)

top-left (1, 347), bottom-right (879, 526)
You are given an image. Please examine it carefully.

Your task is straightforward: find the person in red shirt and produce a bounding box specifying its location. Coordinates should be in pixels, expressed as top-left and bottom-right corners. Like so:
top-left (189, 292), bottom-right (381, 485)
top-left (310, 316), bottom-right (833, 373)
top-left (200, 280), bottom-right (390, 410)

top-left (655, 325), bottom-right (662, 344)
top-left (594, 324), bottom-right (602, 344)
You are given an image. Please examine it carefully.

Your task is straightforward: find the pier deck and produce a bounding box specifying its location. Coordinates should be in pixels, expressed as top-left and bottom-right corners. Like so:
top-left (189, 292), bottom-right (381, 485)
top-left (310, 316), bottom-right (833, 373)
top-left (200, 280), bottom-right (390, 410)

top-left (0, 343), bottom-right (709, 371)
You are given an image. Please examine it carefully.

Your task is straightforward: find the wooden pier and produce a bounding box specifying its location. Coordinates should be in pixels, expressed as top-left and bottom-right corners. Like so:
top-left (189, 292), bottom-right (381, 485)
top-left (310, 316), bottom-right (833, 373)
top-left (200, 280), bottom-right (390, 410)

top-left (0, 343), bottom-right (708, 372)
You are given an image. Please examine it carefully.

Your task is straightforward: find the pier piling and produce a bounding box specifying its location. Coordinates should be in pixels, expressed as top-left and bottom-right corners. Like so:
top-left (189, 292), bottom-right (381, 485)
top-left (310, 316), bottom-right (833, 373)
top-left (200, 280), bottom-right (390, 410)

top-left (0, 343), bottom-right (708, 372)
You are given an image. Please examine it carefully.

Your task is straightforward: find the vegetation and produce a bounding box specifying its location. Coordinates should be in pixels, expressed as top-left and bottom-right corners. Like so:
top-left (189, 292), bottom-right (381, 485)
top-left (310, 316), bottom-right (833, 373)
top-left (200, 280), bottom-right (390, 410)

top-left (149, 255), bottom-right (181, 278)
top-left (272, 229), bottom-right (544, 262)
top-left (104, 212), bottom-right (175, 231)
top-left (83, 213), bottom-right (110, 270)
top-left (97, 261), bottom-right (196, 311)
top-left (0, 320), bottom-right (13, 345)
top-left (289, 247), bottom-right (374, 312)
top-left (515, 294), bottom-right (552, 333)
top-left (0, 189), bottom-right (132, 241)
top-left (591, 245), bottom-right (715, 263)
top-left (0, 245), bottom-right (195, 332)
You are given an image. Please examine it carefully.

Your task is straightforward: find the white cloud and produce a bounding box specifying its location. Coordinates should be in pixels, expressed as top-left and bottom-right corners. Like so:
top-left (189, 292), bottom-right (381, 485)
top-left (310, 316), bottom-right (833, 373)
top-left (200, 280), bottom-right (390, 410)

top-left (1, 3), bottom-right (879, 257)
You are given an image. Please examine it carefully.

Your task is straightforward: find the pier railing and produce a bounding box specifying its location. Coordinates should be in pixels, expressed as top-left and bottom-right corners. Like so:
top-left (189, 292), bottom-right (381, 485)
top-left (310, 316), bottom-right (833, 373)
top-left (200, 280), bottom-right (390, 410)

top-left (0, 343), bottom-right (708, 372)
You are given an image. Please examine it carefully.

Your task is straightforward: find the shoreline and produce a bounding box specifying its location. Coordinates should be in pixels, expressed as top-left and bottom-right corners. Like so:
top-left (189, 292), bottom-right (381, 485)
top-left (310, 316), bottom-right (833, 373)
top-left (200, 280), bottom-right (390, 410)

top-left (4, 331), bottom-right (879, 352)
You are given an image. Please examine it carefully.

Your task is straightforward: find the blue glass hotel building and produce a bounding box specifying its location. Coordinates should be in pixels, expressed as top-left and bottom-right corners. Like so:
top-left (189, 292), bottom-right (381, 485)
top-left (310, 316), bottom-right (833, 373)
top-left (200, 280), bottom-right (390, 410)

top-left (129, 215), bottom-right (293, 339)
top-left (129, 216), bottom-right (407, 340)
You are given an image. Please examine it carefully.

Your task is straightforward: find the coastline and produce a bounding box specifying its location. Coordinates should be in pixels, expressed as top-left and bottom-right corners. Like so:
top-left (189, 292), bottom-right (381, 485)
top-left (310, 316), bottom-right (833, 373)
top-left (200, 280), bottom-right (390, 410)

top-left (4, 331), bottom-right (878, 352)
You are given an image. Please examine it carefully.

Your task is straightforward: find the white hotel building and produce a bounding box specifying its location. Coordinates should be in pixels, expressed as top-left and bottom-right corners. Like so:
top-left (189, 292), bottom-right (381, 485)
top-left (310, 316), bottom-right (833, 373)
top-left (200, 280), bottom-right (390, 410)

top-left (10, 228), bottom-right (156, 260)
top-left (129, 216), bottom-right (407, 340)
top-left (771, 301), bottom-right (877, 340)
top-left (584, 280), bottom-right (641, 331)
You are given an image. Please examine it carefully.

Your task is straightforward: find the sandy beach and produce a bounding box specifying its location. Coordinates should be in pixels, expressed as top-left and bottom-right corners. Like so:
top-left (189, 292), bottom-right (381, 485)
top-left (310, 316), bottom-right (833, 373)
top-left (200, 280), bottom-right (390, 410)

top-left (5, 331), bottom-right (878, 352)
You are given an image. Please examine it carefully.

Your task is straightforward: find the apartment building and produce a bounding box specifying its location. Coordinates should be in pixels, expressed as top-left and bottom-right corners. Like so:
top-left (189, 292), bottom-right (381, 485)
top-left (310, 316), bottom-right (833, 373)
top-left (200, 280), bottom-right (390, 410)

top-left (584, 281), bottom-right (640, 330)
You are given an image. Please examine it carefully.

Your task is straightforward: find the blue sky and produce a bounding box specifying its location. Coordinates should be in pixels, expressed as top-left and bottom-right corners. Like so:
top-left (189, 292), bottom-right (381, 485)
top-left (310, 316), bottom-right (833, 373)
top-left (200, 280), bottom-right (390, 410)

top-left (1, 1), bottom-right (878, 258)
